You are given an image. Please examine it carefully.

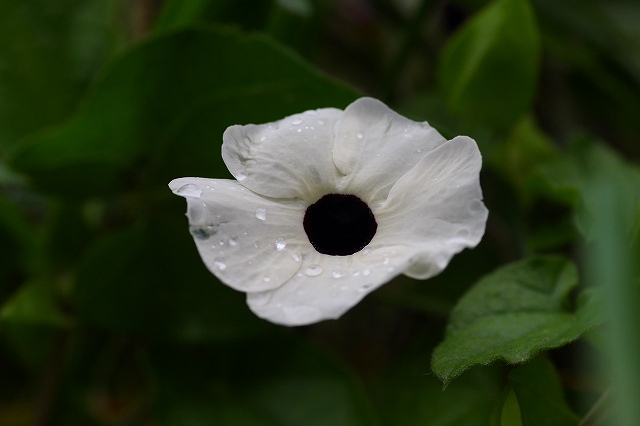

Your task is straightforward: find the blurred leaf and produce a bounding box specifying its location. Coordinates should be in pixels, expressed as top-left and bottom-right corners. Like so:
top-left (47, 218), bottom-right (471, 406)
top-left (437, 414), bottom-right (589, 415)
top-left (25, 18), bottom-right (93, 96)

top-left (0, 0), bottom-right (114, 152)
top-left (149, 338), bottom-right (379, 425)
top-left (73, 204), bottom-right (273, 341)
top-left (508, 356), bottom-right (579, 426)
top-left (154, 0), bottom-right (272, 32)
top-left (534, 137), bottom-right (640, 238)
top-left (500, 389), bottom-right (523, 426)
top-left (373, 336), bottom-right (502, 426)
top-left (0, 281), bottom-right (70, 328)
top-left (0, 194), bottom-right (34, 299)
top-left (438, 0), bottom-right (540, 129)
top-left (432, 256), bottom-right (603, 383)
top-left (8, 26), bottom-right (358, 198)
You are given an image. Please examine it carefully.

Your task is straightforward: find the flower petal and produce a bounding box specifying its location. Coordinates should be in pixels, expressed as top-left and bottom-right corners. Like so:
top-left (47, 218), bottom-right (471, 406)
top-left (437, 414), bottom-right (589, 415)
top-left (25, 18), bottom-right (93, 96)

top-left (332, 98), bottom-right (447, 204)
top-left (373, 136), bottom-right (488, 279)
top-left (169, 177), bottom-right (310, 292)
top-left (222, 107), bottom-right (343, 202)
top-left (245, 245), bottom-right (414, 326)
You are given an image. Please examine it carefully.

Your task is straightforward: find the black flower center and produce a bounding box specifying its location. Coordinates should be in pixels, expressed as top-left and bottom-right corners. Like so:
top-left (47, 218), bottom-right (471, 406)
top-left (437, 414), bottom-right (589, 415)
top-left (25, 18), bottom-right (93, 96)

top-left (303, 194), bottom-right (377, 256)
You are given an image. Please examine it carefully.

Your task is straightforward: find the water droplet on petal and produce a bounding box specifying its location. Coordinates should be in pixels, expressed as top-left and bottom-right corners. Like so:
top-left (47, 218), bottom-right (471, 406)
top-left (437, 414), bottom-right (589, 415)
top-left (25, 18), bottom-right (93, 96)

top-left (292, 253), bottom-right (301, 262)
top-left (362, 268), bottom-right (371, 276)
top-left (176, 183), bottom-right (201, 198)
top-left (260, 136), bottom-right (266, 142)
top-left (362, 248), bottom-right (373, 255)
top-left (213, 258), bottom-right (227, 271)
top-left (235, 170), bottom-right (247, 181)
top-left (332, 267), bottom-right (346, 278)
top-left (358, 283), bottom-right (373, 292)
top-left (304, 265), bottom-right (324, 276)
top-left (275, 237), bottom-right (286, 251)
top-left (263, 276), bottom-right (271, 282)
top-left (255, 207), bottom-right (267, 220)
top-left (352, 270), bottom-right (360, 276)
top-left (356, 132), bottom-right (363, 139)
top-left (383, 257), bottom-right (390, 265)
top-left (228, 235), bottom-right (238, 246)
top-left (292, 118), bottom-right (302, 125)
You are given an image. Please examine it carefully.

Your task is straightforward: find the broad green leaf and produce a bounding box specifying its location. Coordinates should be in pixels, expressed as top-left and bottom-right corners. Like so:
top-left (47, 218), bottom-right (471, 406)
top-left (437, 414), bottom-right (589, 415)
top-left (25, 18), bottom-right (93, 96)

top-left (8, 27), bottom-right (357, 198)
top-left (0, 0), bottom-right (113, 152)
top-left (438, 0), bottom-right (540, 129)
top-left (432, 256), bottom-right (603, 383)
top-left (149, 338), bottom-right (378, 426)
top-left (534, 137), bottom-right (640, 238)
top-left (508, 356), bottom-right (579, 426)
top-left (1, 281), bottom-right (71, 328)
top-left (73, 208), bottom-right (272, 341)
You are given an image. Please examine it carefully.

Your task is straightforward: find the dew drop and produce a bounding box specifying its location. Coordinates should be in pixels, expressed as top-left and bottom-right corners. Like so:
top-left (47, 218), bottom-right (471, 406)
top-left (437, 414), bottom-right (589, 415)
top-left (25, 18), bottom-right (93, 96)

top-left (255, 207), bottom-right (267, 220)
top-left (358, 283), bottom-right (373, 292)
top-left (332, 267), bottom-right (346, 279)
top-left (235, 170), bottom-right (247, 181)
top-left (362, 268), bottom-right (371, 276)
top-left (253, 242), bottom-right (260, 248)
top-left (362, 248), bottom-right (373, 255)
top-left (213, 258), bottom-right (227, 271)
top-left (356, 132), bottom-right (363, 139)
top-left (275, 237), bottom-right (286, 251)
top-left (263, 276), bottom-right (271, 283)
top-left (383, 257), bottom-right (390, 265)
top-left (296, 128), bottom-right (302, 133)
top-left (292, 118), bottom-right (302, 125)
top-left (292, 253), bottom-right (301, 262)
top-left (176, 183), bottom-right (201, 198)
top-left (352, 270), bottom-right (360, 276)
top-left (228, 235), bottom-right (239, 246)
top-left (304, 265), bottom-right (324, 276)
top-left (218, 240), bottom-right (225, 246)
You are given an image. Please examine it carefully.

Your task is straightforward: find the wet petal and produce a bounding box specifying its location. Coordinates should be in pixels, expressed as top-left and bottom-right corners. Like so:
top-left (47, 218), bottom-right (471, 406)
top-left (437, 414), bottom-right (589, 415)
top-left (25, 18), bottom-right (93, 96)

top-left (246, 246), bottom-right (414, 326)
top-left (169, 177), bottom-right (310, 292)
top-left (373, 136), bottom-right (488, 279)
top-left (222, 107), bottom-right (343, 202)
top-left (332, 97), bottom-right (447, 204)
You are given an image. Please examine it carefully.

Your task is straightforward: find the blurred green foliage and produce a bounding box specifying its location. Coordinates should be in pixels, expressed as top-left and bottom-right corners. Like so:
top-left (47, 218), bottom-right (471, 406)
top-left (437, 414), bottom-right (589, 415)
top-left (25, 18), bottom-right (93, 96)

top-left (1, 0), bottom-right (639, 425)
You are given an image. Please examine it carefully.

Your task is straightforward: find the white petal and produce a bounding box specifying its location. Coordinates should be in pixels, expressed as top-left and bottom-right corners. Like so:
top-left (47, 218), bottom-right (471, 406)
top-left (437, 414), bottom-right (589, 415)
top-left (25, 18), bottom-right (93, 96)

top-left (246, 246), bottom-right (414, 326)
top-left (222, 108), bottom-right (343, 202)
top-left (373, 136), bottom-right (488, 279)
top-left (169, 177), bottom-right (311, 292)
top-left (332, 98), bottom-right (447, 204)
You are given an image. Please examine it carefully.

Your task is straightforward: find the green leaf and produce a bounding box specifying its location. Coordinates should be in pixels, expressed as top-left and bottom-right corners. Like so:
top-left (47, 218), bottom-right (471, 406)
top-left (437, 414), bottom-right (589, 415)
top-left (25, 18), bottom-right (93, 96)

top-left (73, 209), bottom-right (272, 341)
top-left (0, 0), bottom-right (113, 152)
top-left (508, 356), bottom-right (579, 426)
top-left (431, 256), bottom-right (603, 383)
top-left (438, 0), bottom-right (540, 129)
top-left (149, 338), bottom-right (378, 426)
top-left (534, 137), bottom-right (640, 238)
top-left (1, 281), bottom-right (71, 328)
top-left (8, 26), bottom-right (358, 198)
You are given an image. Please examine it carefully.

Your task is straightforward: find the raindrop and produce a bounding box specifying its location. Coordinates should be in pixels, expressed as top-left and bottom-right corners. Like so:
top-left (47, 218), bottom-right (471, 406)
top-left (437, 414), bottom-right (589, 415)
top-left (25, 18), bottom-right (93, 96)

top-left (254, 242), bottom-right (260, 248)
top-left (255, 207), bottom-right (267, 220)
top-left (263, 276), bottom-right (271, 282)
top-left (358, 283), bottom-right (373, 292)
top-left (275, 237), bottom-right (286, 251)
top-left (190, 224), bottom-right (218, 240)
top-left (362, 268), bottom-right (371, 276)
top-left (362, 248), bottom-right (373, 255)
top-left (228, 235), bottom-right (239, 246)
top-left (383, 257), bottom-right (390, 265)
top-left (352, 270), bottom-right (360, 276)
top-left (304, 265), bottom-right (324, 276)
top-left (332, 267), bottom-right (346, 278)
top-left (235, 170), bottom-right (247, 181)
top-left (292, 118), bottom-right (302, 125)
top-left (176, 183), bottom-right (201, 198)
top-left (218, 240), bottom-right (225, 246)
top-left (296, 128), bottom-right (302, 133)
top-left (356, 132), bottom-right (363, 139)
top-left (260, 136), bottom-right (266, 142)
top-left (291, 253), bottom-right (301, 262)
top-left (213, 258), bottom-right (227, 271)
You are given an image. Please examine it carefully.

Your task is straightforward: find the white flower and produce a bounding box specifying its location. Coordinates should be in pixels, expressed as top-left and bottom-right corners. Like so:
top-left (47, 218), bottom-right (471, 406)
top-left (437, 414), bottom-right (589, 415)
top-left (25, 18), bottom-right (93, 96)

top-left (169, 97), bottom-right (488, 326)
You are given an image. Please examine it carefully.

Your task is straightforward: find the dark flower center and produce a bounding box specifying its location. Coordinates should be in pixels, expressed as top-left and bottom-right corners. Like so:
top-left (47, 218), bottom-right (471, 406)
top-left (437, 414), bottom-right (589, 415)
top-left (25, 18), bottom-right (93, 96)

top-left (303, 194), bottom-right (377, 256)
